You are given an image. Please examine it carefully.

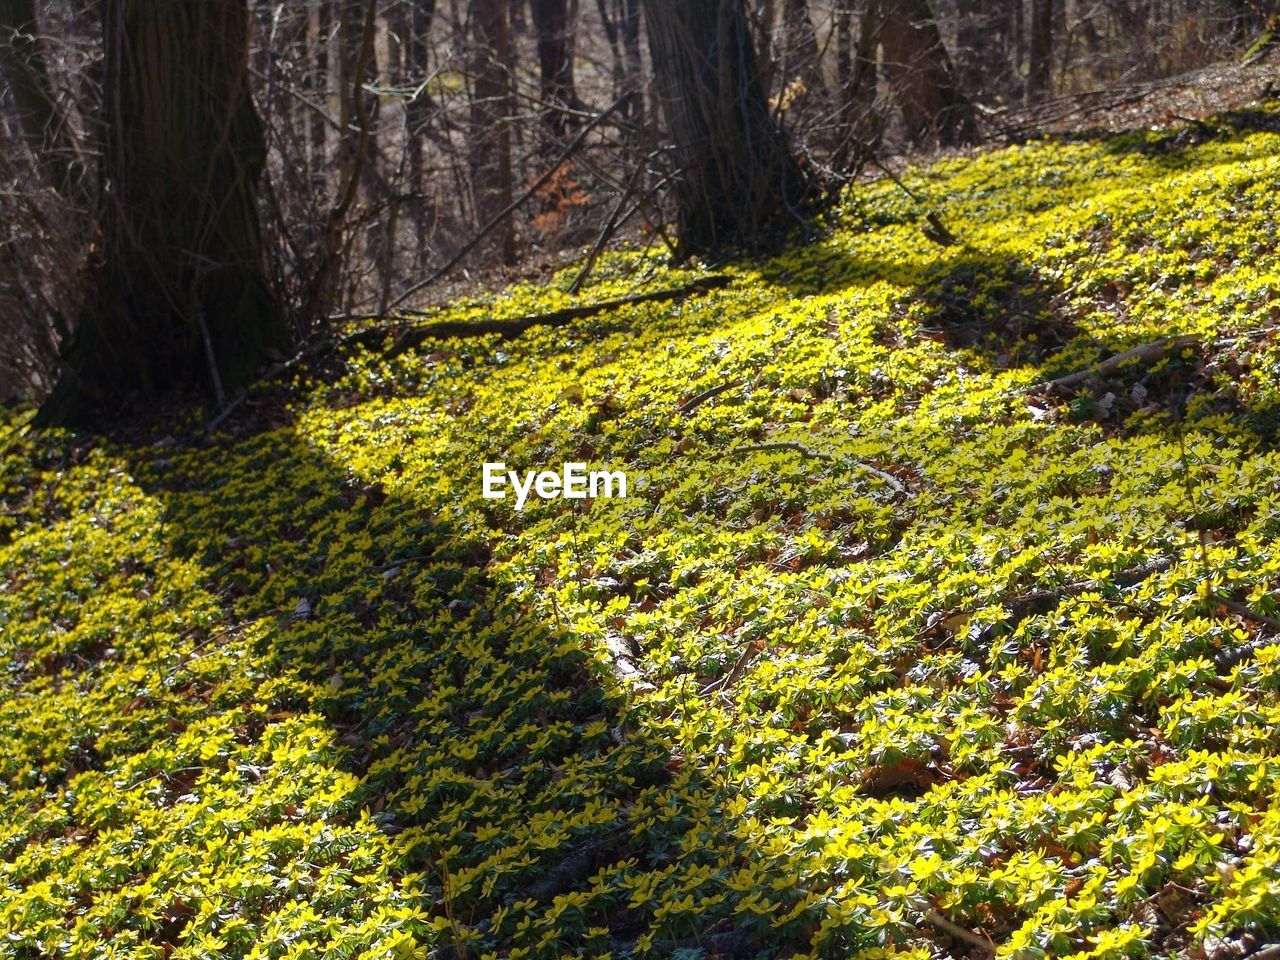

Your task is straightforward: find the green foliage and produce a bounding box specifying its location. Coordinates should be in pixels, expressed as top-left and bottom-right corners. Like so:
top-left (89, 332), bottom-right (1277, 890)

top-left (6, 111), bottom-right (1280, 958)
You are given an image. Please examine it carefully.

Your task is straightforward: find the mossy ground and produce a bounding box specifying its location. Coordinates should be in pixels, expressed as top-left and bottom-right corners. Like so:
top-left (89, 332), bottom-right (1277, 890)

top-left (5, 105), bottom-right (1280, 959)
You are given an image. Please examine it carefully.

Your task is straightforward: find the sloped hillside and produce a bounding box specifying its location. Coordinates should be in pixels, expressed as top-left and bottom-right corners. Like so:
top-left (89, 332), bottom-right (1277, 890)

top-left (5, 105), bottom-right (1280, 959)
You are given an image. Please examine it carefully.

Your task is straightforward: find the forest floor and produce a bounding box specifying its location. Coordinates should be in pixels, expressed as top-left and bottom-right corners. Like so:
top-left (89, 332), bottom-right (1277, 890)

top-left (5, 92), bottom-right (1280, 960)
top-left (989, 48), bottom-right (1279, 141)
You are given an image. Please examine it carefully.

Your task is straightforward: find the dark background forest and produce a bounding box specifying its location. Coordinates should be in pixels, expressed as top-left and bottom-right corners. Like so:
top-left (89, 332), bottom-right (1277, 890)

top-left (0, 0), bottom-right (1275, 415)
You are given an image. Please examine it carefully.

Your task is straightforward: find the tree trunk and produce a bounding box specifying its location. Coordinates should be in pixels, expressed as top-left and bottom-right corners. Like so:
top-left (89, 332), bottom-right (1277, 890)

top-left (834, 0), bottom-right (883, 169)
top-left (530, 0), bottom-right (582, 132)
top-left (407, 0), bottom-right (437, 263)
top-left (38, 0), bottom-right (288, 425)
top-left (879, 0), bottom-right (979, 146)
top-left (782, 0), bottom-right (826, 98)
top-left (0, 0), bottom-right (83, 198)
top-left (340, 0), bottom-right (379, 178)
top-left (954, 0), bottom-right (985, 93)
top-left (620, 0), bottom-right (644, 122)
top-left (470, 0), bottom-right (517, 265)
top-left (1026, 0), bottom-right (1053, 102)
top-left (836, 0), bottom-right (853, 92)
top-left (309, 0), bottom-right (332, 184)
top-left (642, 0), bottom-right (816, 258)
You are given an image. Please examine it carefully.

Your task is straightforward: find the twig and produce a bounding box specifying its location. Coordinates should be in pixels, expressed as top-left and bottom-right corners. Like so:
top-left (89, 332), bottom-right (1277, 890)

top-left (925, 909), bottom-right (996, 957)
top-left (387, 94), bottom-right (628, 312)
top-left (701, 641), bottom-right (760, 697)
top-left (1002, 558), bottom-right (1175, 619)
top-left (568, 152), bottom-right (651, 295)
top-left (195, 307), bottom-right (228, 414)
top-left (1031, 334), bottom-right (1202, 392)
top-left (677, 377), bottom-right (744, 414)
top-left (1216, 596), bottom-right (1280, 632)
top-left (731, 441), bottom-right (909, 496)
top-left (735, 441), bottom-right (832, 461)
top-left (205, 337), bottom-right (330, 434)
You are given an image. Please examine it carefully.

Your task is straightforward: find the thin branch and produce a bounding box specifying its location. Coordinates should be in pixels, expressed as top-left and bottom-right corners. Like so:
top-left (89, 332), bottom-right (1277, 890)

top-left (1031, 334), bottom-right (1202, 392)
top-left (568, 152), bottom-right (652, 295)
top-left (678, 377), bottom-right (745, 414)
top-left (731, 441), bottom-right (910, 496)
top-left (925, 909), bottom-right (996, 958)
top-left (387, 94), bottom-right (629, 312)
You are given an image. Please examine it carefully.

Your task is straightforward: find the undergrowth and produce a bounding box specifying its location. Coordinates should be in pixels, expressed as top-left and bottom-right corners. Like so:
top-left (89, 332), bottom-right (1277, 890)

top-left (5, 105), bottom-right (1280, 959)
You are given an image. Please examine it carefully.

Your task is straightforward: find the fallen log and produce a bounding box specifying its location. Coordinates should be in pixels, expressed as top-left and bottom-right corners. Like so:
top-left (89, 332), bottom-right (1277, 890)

top-left (376, 274), bottom-right (734, 359)
top-left (1031, 334), bottom-right (1202, 393)
top-left (204, 276), bottom-right (732, 433)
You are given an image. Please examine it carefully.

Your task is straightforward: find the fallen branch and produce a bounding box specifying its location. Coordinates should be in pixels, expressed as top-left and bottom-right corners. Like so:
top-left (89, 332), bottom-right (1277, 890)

top-left (522, 829), bottom-right (628, 904)
top-left (205, 276), bottom-right (732, 433)
top-left (1212, 596), bottom-right (1280, 673)
top-left (1031, 334), bottom-right (1202, 392)
top-left (926, 909), bottom-right (996, 957)
top-left (602, 632), bottom-right (655, 692)
top-left (677, 377), bottom-right (745, 414)
top-left (1216, 596), bottom-right (1280, 633)
top-left (999, 557), bottom-right (1176, 623)
top-left (378, 275), bottom-right (733, 359)
top-left (731, 441), bottom-right (910, 496)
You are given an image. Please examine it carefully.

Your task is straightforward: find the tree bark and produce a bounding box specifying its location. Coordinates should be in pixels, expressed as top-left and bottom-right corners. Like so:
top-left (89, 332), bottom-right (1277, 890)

top-left (530, 0), bottom-right (582, 132)
top-left (642, 0), bottom-right (816, 258)
top-left (406, 0), bottom-right (437, 262)
top-left (470, 0), bottom-right (517, 265)
top-left (1026, 0), bottom-right (1053, 102)
top-left (308, 0), bottom-right (332, 184)
top-left (879, 0), bottom-right (979, 146)
top-left (38, 0), bottom-right (288, 425)
top-left (340, 0), bottom-right (379, 182)
top-left (0, 0), bottom-right (83, 197)
top-left (620, 0), bottom-right (643, 122)
top-left (836, 0), bottom-right (853, 93)
top-left (782, 0), bottom-right (826, 98)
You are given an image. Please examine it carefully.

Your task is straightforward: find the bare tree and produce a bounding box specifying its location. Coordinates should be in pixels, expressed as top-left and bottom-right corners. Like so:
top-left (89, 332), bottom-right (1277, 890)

top-left (782, 0), bottom-right (827, 99)
top-left (471, 0), bottom-right (517, 265)
top-left (879, 0), bottom-right (979, 146)
top-left (38, 0), bottom-right (288, 424)
top-left (1026, 0), bottom-right (1054, 102)
top-left (531, 0), bottom-right (584, 132)
top-left (0, 0), bottom-right (82, 197)
top-left (643, 0), bottom-right (817, 257)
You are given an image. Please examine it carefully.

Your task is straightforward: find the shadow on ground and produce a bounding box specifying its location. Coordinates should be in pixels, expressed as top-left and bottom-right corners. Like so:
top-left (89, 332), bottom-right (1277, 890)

top-left (130, 416), bottom-right (828, 958)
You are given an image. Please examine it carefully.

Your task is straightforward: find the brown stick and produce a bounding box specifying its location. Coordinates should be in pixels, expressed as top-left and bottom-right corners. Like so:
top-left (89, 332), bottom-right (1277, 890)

top-left (677, 377), bottom-right (745, 414)
top-left (379, 274), bottom-right (733, 358)
top-left (731, 441), bottom-right (909, 496)
top-left (1032, 334), bottom-right (1202, 392)
top-left (925, 909), bottom-right (996, 957)
top-left (1217, 596), bottom-right (1280, 633)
